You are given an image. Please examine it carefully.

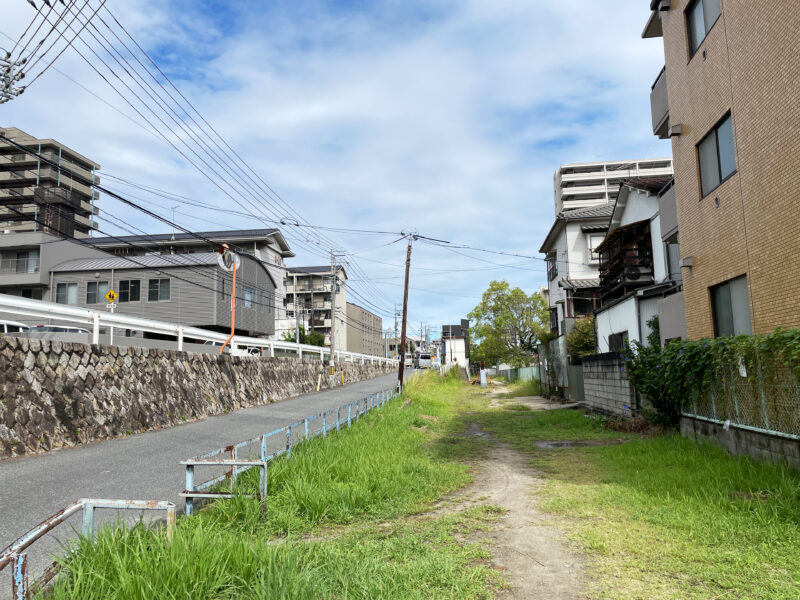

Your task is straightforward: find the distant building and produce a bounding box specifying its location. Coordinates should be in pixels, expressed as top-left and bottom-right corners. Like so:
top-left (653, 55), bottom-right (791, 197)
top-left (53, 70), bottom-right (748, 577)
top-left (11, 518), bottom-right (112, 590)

top-left (285, 266), bottom-right (347, 351)
top-left (442, 320), bottom-right (470, 368)
top-left (345, 302), bottom-right (383, 356)
top-left (0, 127), bottom-right (100, 238)
top-left (553, 158), bottom-right (672, 215)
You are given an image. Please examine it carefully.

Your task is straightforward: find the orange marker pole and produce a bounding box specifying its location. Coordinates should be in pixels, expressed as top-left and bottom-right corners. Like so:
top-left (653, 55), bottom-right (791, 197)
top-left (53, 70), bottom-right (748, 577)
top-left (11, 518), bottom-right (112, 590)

top-left (220, 261), bottom-right (237, 354)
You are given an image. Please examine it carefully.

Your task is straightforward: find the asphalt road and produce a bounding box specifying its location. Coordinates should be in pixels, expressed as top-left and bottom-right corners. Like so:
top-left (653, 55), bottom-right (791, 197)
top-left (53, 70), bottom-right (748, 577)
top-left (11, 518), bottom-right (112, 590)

top-left (0, 372), bottom-right (401, 594)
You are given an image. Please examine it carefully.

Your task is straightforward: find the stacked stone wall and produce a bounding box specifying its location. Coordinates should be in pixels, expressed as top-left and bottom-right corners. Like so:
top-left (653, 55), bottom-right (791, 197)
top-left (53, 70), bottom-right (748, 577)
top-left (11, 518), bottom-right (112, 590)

top-left (0, 337), bottom-right (393, 458)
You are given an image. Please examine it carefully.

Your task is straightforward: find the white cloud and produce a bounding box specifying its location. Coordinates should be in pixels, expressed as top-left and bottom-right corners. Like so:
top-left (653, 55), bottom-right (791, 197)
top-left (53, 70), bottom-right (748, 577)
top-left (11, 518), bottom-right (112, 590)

top-left (0, 0), bottom-right (670, 332)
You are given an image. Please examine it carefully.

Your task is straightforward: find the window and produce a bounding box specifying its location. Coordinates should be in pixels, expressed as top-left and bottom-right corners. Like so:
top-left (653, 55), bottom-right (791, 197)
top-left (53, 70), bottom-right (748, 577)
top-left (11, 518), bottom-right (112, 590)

top-left (86, 281), bottom-right (109, 304)
top-left (711, 275), bottom-right (751, 337)
top-left (687, 0), bottom-right (721, 56)
top-left (119, 279), bottom-right (140, 302)
top-left (244, 286), bottom-right (255, 309)
top-left (609, 331), bottom-right (629, 353)
top-left (148, 278), bottom-right (170, 301)
top-left (55, 283), bottom-right (77, 305)
top-left (546, 256), bottom-right (558, 281)
top-left (15, 249), bottom-right (39, 274)
top-left (698, 114), bottom-right (736, 196)
top-left (21, 288), bottom-right (43, 300)
top-left (588, 234), bottom-right (605, 262)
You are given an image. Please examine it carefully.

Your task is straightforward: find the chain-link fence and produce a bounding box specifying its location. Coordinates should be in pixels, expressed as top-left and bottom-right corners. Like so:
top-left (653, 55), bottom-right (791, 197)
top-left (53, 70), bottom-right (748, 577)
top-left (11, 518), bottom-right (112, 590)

top-left (685, 356), bottom-right (800, 438)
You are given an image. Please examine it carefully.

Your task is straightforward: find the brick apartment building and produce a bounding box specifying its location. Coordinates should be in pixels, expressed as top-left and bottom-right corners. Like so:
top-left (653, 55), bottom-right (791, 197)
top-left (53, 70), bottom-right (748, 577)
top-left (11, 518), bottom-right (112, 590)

top-left (644, 1), bottom-right (800, 338)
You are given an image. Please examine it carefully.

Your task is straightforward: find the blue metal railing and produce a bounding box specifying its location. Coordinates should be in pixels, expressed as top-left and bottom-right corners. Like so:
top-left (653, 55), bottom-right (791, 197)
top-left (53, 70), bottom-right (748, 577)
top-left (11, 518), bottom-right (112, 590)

top-left (180, 385), bottom-right (401, 515)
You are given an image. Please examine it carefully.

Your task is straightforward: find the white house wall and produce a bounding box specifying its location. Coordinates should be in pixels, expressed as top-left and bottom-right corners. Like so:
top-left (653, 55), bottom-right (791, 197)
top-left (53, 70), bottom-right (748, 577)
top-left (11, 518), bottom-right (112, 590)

top-left (596, 296), bottom-right (639, 353)
top-left (547, 228), bottom-right (568, 325)
top-left (565, 222), bottom-right (598, 279)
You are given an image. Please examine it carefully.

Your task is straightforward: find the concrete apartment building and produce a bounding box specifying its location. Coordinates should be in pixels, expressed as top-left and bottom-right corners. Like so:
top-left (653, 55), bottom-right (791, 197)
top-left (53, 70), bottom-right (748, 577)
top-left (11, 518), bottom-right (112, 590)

top-left (345, 302), bottom-right (383, 356)
top-left (285, 266), bottom-right (347, 351)
top-left (0, 127), bottom-right (100, 238)
top-left (553, 158), bottom-right (673, 214)
top-left (87, 228), bottom-right (294, 338)
top-left (643, 0), bottom-right (800, 338)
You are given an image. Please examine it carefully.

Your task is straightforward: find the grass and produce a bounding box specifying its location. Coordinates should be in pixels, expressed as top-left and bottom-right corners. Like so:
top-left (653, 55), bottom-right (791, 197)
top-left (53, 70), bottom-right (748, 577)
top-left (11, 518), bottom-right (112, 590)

top-left (495, 377), bottom-right (540, 398)
top-left (43, 371), bottom-right (501, 599)
top-left (471, 396), bottom-right (800, 599)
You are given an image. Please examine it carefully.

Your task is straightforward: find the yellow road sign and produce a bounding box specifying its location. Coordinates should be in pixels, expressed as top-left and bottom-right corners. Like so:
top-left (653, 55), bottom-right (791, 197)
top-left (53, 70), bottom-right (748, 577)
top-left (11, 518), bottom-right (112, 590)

top-left (105, 289), bottom-right (117, 303)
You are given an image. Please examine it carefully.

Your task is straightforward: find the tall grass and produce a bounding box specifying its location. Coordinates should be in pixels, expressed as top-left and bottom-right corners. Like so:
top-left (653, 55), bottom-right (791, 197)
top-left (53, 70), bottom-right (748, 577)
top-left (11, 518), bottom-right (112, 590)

top-left (44, 372), bottom-right (499, 599)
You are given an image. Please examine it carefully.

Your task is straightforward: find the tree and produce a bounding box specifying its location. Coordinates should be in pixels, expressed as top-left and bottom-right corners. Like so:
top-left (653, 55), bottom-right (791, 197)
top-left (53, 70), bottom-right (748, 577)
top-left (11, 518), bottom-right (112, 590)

top-left (565, 316), bottom-right (596, 361)
top-left (283, 326), bottom-right (325, 347)
top-left (468, 281), bottom-right (549, 367)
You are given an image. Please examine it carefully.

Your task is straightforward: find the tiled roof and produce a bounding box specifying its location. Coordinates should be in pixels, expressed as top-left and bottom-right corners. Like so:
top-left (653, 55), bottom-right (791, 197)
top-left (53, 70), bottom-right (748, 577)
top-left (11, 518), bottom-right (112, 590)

top-left (559, 203), bottom-right (614, 220)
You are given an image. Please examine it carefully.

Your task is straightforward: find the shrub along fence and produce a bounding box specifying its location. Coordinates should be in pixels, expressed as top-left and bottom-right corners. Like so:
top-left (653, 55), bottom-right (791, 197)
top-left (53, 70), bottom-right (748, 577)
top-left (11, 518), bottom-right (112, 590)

top-left (625, 328), bottom-right (800, 467)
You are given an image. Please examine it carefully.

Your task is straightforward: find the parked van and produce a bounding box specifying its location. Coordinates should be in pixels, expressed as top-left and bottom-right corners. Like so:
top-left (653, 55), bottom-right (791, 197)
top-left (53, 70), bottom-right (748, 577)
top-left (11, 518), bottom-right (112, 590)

top-left (0, 320), bottom-right (29, 334)
top-left (404, 355), bottom-right (413, 368)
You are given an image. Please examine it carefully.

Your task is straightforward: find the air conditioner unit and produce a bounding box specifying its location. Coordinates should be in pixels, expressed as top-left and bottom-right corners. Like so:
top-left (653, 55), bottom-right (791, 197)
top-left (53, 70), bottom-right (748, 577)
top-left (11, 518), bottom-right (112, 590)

top-left (624, 266), bottom-right (653, 284)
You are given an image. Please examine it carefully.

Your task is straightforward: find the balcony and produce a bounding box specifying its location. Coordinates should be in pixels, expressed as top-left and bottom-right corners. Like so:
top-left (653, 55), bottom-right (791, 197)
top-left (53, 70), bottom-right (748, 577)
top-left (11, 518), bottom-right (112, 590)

top-left (658, 181), bottom-right (678, 241)
top-left (651, 66), bottom-right (669, 139)
top-left (0, 256), bottom-right (40, 275)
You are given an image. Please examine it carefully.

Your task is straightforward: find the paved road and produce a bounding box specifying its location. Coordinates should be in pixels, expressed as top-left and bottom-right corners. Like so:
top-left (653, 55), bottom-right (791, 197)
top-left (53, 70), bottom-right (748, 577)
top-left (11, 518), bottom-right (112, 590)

top-left (0, 372), bottom-right (400, 593)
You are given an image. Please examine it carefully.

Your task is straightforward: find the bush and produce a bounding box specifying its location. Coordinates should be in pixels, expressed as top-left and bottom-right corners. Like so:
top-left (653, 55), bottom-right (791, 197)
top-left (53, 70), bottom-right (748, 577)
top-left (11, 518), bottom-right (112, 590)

top-left (566, 316), bottom-right (596, 362)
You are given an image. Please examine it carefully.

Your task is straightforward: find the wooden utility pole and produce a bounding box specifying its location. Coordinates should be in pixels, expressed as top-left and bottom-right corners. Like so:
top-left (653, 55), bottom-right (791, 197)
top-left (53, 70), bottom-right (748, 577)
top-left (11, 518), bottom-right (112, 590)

top-left (398, 237), bottom-right (413, 388)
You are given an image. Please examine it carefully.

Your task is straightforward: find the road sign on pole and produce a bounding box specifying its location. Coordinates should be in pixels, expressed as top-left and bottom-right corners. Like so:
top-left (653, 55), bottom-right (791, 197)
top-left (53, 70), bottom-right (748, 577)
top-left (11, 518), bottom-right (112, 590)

top-left (105, 289), bottom-right (117, 304)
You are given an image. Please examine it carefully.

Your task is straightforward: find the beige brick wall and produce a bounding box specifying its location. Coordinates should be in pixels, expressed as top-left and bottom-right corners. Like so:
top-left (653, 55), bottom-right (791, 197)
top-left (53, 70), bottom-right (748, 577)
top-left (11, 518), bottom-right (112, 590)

top-left (659, 0), bottom-right (800, 338)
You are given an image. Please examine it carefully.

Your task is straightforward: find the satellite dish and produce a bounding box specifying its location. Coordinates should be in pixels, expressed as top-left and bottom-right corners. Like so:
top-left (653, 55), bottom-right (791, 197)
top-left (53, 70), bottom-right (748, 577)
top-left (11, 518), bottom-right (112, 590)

top-left (217, 250), bottom-right (240, 272)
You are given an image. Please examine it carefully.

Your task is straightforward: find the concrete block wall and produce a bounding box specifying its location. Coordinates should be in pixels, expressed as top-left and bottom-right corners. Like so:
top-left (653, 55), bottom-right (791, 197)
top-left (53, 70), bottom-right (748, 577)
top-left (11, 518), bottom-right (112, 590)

top-left (0, 336), bottom-right (394, 458)
top-left (581, 353), bottom-right (637, 416)
top-left (681, 417), bottom-right (800, 472)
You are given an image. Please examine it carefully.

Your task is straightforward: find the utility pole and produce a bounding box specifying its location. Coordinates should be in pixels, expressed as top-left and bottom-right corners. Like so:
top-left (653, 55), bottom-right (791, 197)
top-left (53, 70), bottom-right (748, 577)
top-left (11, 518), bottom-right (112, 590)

top-left (398, 237), bottom-right (413, 388)
top-left (329, 251), bottom-right (336, 369)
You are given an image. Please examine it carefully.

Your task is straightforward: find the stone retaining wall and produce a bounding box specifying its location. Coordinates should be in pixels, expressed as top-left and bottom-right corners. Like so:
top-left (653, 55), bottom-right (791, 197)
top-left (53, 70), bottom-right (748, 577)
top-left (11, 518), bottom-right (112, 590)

top-left (0, 337), bottom-right (394, 458)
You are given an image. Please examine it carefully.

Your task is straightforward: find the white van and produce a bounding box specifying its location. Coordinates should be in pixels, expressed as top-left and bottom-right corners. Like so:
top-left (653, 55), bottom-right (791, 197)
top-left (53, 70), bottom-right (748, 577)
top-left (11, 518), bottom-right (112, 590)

top-left (0, 320), bottom-right (30, 334)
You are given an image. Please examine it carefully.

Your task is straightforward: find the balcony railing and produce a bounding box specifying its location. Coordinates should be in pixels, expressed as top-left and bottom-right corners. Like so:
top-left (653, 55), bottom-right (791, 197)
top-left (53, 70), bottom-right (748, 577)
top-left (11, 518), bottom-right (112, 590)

top-left (650, 66), bottom-right (669, 138)
top-left (0, 257), bottom-right (40, 275)
top-left (547, 260), bottom-right (558, 282)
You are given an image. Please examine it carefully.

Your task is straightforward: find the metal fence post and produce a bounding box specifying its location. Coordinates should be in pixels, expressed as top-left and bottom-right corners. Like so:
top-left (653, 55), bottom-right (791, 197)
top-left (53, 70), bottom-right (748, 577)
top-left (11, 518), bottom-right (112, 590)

top-left (729, 364), bottom-right (742, 424)
top-left (286, 426), bottom-right (291, 459)
top-left (81, 503), bottom-right (95, 539)
top-left (348, 404), bottom-right (352, 427)
top-left (756, 350), bottom-right (771, 430)
top-left (322, 413), bottom-right (327, 436)
top-left (12, 552), bottom-right (27, 600)
top-left (304, 418), bottom-right (309, 440)
top-left (230, 446), bottom-right (237, 490)
top-left (91, 312), bottom-right (100, 345)
top-left (337, 406), bottom-right (341, 431)
top-left (185, 465), bottom-right (195, 516)
top-left (259, 463), bottom-right (268, 506)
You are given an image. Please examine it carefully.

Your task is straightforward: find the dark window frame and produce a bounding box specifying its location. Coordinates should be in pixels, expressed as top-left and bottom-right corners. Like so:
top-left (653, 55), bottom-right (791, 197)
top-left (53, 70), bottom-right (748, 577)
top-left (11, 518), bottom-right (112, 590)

top-left (686, 0), bottom-right (722, 59)
top-left (710, 275), bottom-right (751, 337)
top-left (119, 279), bottom-right (141, 303)
top-left (148, 278), bottom-right (171, 302)
top-left (697, 112), bottom-right (736, 198)
top-left (86, 280), bottom-right (109, 304)
top-left (55, 282), bottom-right (77, 305)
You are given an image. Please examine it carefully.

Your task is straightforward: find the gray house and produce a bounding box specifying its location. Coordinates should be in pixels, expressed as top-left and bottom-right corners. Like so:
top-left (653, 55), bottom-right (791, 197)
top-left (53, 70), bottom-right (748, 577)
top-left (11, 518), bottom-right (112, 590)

top-left (49, 252), bottom-right (276, 337)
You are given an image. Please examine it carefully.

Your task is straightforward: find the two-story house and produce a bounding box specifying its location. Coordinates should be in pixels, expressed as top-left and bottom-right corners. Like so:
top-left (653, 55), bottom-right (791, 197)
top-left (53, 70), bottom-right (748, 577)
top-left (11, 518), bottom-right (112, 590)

top-left (539, 203), bottom-right (614, 336)
top-left (593, 178), bottom-right (684, 351)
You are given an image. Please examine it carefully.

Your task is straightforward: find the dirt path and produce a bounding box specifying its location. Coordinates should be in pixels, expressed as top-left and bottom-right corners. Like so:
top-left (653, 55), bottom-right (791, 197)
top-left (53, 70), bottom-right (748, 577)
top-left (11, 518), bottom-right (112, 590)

top-left (457, 422), bottom-right (584, 599)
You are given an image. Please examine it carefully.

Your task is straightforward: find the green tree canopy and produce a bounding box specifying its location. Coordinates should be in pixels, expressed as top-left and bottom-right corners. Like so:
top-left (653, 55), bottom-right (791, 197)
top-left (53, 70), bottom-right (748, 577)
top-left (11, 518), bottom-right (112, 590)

top-left (467, 280), bottom-right (549, 367)
top-left (283, 326), bottom-right (325, 347)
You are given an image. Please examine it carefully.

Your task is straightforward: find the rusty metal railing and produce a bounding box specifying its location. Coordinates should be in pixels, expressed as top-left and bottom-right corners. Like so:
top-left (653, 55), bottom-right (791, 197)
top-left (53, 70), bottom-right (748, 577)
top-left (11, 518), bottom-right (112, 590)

top-left (181, 386), bottom-right (400, 515)
top-left (0, 499), bottom-right (175, 599)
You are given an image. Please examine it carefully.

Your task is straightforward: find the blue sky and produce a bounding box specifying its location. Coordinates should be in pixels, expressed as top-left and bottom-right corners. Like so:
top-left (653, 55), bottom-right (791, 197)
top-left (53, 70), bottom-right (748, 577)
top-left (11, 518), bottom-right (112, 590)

top-left (1, 0), bottom-right (670, 336)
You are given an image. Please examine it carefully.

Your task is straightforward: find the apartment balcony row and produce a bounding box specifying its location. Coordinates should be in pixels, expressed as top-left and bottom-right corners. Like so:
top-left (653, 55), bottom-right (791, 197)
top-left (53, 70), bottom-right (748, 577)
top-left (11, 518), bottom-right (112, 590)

top-left (286, 300), bottom-right (332, 310)
top-left (309, 318), bottom-right (332, 328)
top-left (0, 150), bottom-right (97, 182)
top-left (0, 204), bottom-right (97, 230)
top-left (650, 66), bottom-right (669, 139)
top-left (0, 165), bottom-right (95, 187)
top-left (558, 161), bottom-right (672, 184)
top-left (0, 185), bottom-right (97, 206)
top-left (286, 283), bottom-right (333, 294)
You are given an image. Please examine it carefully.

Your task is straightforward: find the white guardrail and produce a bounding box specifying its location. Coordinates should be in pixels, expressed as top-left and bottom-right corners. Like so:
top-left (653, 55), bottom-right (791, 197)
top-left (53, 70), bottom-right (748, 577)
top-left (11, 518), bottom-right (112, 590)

top-left (0, 293), bottom-right (398, 366)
